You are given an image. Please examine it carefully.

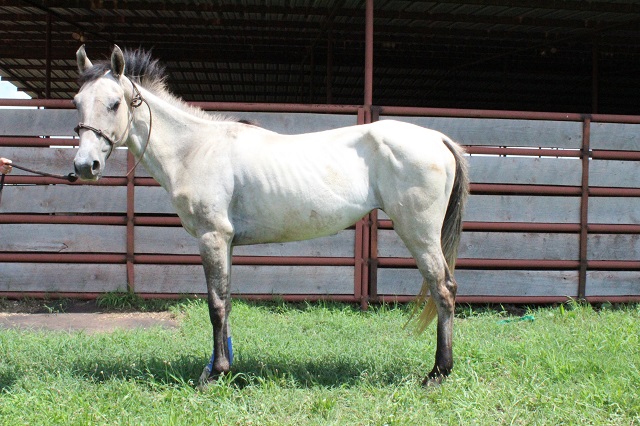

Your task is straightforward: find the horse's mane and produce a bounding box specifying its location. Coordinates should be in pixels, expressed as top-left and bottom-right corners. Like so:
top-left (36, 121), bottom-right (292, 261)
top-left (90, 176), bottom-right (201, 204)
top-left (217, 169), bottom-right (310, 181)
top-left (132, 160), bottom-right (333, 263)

top-left (78, 48), bottom-right (236, 122)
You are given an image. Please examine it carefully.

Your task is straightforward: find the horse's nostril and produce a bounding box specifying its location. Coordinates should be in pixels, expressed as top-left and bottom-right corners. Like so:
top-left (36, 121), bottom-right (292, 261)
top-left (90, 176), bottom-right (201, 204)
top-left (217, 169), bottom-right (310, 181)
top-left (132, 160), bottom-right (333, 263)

top-left (91, 160), bottom-right (100, 173)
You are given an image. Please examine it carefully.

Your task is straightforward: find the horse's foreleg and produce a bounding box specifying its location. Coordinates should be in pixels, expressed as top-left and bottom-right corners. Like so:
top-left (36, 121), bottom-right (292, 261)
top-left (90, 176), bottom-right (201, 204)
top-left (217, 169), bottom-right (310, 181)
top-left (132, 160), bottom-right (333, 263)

top-left (424, 267), bottom-right (457, 386)
top-left (197, 230), bottom-right (233, 385)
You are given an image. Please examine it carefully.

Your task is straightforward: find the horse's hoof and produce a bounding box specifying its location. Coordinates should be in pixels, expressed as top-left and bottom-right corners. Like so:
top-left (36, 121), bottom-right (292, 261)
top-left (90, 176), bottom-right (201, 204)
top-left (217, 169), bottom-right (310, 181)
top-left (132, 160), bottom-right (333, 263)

top-left (197, 367), bottom-right (216, 389)
top-left (422, 374), bottom-right (444, 387)
top-left (422, 367), bottom-right (450, 387)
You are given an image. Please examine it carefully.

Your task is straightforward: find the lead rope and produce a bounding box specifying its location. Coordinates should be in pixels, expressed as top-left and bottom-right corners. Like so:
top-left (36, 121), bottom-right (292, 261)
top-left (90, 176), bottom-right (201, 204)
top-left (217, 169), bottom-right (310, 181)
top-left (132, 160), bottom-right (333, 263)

top-left (0, 164), bottom-right (78, 207)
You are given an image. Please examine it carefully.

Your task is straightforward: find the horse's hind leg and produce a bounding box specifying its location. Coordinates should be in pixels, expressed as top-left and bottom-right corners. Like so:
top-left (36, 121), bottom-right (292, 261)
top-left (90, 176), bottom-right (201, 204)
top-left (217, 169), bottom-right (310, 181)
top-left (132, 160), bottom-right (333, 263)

top-left (425, 265), bottom-right (457, 385)
top-left (197, 229), bottom-right (234, 385)
top-left (392, 220), bottom-right (457, 385)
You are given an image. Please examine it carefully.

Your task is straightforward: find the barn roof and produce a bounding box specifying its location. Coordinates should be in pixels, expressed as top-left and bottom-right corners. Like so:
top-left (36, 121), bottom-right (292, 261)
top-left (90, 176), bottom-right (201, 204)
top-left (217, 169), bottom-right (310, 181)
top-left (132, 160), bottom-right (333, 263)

top-left (1, 0), bottom-right (639, 114)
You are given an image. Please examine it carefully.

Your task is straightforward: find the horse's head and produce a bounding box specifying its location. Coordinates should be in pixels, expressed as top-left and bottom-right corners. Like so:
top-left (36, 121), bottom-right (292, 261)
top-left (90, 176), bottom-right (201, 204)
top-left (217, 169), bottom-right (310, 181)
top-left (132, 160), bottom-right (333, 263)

top-left (73, 45), bottom-right (132, 181)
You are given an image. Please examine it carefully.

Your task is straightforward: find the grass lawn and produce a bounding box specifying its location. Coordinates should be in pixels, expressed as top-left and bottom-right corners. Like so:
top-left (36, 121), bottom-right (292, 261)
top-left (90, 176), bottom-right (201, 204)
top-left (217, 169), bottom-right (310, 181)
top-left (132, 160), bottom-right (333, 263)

top-left (1, 300), bottom-right (639, 425)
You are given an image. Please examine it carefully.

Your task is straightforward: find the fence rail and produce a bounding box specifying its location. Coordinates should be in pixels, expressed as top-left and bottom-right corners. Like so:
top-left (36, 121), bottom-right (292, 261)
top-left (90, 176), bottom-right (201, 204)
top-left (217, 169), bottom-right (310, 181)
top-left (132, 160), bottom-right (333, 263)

top-left (1, 100), bottom-right (639, 304)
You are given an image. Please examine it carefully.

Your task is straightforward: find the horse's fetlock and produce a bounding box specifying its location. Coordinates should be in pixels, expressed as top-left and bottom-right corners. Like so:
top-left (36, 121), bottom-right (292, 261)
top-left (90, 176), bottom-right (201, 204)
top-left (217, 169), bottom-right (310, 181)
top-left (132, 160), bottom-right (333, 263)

top-left (214, 359), bottom-right (230, 374)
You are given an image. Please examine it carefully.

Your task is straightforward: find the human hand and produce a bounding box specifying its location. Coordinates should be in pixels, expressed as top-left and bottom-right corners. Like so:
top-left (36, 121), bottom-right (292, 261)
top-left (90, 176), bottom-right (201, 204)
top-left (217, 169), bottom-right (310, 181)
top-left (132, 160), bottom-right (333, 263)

top-left (0, 158), bottom-right (12, 174)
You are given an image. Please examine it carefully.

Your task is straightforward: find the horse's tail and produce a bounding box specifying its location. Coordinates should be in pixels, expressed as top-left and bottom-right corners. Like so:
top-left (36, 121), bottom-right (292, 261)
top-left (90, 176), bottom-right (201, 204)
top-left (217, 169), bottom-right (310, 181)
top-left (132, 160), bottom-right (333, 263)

top-left (439, 137), bottom-right (469, 271)
top-left (411, 136), bottom-right (469, 334)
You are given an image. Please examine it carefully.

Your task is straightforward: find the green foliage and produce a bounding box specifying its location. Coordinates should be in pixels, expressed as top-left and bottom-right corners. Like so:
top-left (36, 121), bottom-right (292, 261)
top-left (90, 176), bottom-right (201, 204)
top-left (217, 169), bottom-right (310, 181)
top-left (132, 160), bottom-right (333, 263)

top-left (1, 301), bottom-right (639, 425)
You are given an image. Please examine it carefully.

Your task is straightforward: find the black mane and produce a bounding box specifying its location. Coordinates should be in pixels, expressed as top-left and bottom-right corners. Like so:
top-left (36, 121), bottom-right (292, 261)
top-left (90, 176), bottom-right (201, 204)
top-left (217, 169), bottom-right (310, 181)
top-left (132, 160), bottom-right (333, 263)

top-left (76, 47), bottom-right (249, 124)
top-left (78, 48), bottom-right (167, 90)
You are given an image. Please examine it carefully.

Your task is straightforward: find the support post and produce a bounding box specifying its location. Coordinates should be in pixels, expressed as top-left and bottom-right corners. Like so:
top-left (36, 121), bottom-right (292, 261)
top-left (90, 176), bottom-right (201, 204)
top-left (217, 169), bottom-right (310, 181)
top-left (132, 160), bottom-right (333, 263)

top-left (359, 0), bottom-right (375, 310)
top-left (592, 44), bottom-right (599, 114)
top-left (45, 14), bottom-right (52, 99)
top-left (578, 118), bottom-right (591, 300)
top-left (364, 0), bottom-right (374, 123)
top-left (126, 150), bottom-right (136, 293)
top-left (326, 30), bottom-right (333, 104)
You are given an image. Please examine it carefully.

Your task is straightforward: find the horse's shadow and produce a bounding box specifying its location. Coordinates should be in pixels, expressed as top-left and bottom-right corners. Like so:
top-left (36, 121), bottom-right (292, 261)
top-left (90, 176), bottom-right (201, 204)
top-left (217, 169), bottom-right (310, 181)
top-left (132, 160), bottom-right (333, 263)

top-left (70, 353), bottom-right (410, 389)
top-left (0, 371), bottom-right (18, 393)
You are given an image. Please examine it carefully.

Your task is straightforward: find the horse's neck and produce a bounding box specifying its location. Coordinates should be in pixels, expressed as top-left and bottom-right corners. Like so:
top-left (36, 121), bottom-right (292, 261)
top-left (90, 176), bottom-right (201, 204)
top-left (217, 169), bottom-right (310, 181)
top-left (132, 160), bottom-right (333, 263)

top-left (127, 89), bottom-right (203, 191)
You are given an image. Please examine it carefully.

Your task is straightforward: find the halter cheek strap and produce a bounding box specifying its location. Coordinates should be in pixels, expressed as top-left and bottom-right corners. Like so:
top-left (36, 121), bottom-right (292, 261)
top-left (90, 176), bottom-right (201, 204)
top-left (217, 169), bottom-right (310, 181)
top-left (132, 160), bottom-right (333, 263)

top-left (74, 77), bottom-right (142, 150)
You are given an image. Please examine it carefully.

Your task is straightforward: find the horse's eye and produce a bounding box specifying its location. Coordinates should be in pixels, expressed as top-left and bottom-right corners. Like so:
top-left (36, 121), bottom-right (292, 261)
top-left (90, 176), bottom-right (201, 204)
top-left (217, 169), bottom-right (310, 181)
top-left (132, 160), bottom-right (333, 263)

top-left (109, 100), bottom-right (121, 112)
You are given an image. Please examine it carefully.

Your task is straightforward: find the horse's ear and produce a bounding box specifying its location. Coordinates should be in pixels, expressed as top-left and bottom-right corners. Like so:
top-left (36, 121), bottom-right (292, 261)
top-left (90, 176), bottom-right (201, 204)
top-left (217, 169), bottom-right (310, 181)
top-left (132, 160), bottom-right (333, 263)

top-left (76, 45), bottom-right (93, 73)
top-left (111, 45), bottom-right (126, 78)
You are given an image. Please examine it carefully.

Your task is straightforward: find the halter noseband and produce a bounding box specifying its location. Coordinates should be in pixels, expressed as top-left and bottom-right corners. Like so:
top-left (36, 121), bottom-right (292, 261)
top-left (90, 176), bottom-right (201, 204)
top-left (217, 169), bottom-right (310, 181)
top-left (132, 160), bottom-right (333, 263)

top-left (73, 123), bottom-right (121, 158)
top-left (74, 76), bottom-right (151, 176)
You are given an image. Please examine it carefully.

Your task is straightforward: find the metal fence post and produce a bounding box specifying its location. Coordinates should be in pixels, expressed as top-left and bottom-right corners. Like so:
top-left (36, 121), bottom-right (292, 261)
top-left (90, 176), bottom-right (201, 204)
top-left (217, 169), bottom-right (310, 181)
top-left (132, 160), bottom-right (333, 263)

top-left (126, 150), bottom-right (136, 293)
top-left (578, 117), bottom-right (591, 300)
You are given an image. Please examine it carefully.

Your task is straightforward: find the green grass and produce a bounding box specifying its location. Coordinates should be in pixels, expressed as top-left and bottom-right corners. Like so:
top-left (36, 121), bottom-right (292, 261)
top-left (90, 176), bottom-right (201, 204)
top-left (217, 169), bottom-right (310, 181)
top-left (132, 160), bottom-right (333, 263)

top-left (95, 291), bottom-right (191, 313)
top-left (1, 300), bottom-right (639, 425)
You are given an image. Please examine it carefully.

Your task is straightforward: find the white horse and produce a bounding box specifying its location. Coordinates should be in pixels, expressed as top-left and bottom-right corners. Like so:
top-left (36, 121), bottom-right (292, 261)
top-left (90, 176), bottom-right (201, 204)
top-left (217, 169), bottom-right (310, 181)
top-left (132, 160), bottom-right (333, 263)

top-left (73, 45), bottom-right (469, 386)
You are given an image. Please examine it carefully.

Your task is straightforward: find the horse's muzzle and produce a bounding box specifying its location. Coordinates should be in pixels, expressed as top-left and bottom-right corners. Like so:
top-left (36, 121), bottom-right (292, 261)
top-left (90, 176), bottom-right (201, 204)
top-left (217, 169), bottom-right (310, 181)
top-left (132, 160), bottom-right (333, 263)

top-left (73, 155), bottom-right (102, 181)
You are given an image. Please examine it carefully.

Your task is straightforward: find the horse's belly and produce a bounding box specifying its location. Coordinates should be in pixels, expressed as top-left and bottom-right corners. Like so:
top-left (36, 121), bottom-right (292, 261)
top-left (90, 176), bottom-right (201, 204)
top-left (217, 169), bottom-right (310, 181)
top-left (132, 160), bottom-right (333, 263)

top-left (231, 201), bottom-right (371, 245)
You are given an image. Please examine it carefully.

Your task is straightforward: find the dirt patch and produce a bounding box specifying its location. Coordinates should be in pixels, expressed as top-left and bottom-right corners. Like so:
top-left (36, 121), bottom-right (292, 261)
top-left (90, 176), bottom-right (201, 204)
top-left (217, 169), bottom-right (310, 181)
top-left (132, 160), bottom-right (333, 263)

top-left (0, 299), bottom-right (179, 334)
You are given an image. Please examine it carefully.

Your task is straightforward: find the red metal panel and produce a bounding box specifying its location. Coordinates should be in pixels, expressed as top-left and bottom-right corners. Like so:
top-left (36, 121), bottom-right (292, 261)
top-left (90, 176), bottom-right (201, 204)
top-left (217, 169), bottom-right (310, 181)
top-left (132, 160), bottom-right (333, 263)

top-left (0, 215), bottom-right (127, 225)
top-left (0, 253), bottom-right (126, 263)
top-left (134, 254), bottom-right (355, 267)
top-left (379, 295), bottom-right (585, 304)
top-left (360, 213), bottom-right (371, 310)
top-left (462, 222), bottom-right (581, 233)
top-left (378, 258), bottom-right (580, 270)
top-left (134, 216), bottom-right (183, 226)
top-left (466, 146), bottom-right (581, 157)
top-left (588, 224), bottom-right (640, 234)
top-left (354, 219), bottom-right (363, 302)
top-left (368, 210), bottom-right (379, 302)
top-left (0, 176), bottom-right (125, 185)
top-left (189, 102), bottom-right (361, 114)
top-left (470, 183), bottom-right (581, 196)
top-left (588, 260), bottom-right (640, 270)
top-left (0, 99), bottom-right (72, 108)
top-left (591, 150), bottom-right (640, 161)
top-left (0, 137), bottom-right (77, 147)
top-left (378, 106), bottom-right (585, 121)
top-left (586, 295), bottom-right (640, 303)
top-left (3, 97), bottom-right (640, 304)
top-left (589, 187), bottom-right (640, 197)
top-left (364, 0), bottom-right (373, 108)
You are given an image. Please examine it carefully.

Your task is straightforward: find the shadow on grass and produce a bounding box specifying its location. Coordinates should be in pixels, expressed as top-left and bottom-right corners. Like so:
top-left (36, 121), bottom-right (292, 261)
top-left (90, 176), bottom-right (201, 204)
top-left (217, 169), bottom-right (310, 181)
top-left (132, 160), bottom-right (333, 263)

top-left (72, 355), bottom-right (205, 387)
top-left (0, 371), bottom-right (18, 393)
top-left (232, 355), bottom-right (410, 388)
top-left (70, 353), bottom-right (411, 389)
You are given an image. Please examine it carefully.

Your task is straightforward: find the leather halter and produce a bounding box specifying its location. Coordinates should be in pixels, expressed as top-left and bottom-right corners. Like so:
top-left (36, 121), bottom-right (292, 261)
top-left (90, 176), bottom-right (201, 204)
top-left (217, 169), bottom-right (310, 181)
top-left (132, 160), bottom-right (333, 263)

top-left (74, 76), bottom-right (151, 177)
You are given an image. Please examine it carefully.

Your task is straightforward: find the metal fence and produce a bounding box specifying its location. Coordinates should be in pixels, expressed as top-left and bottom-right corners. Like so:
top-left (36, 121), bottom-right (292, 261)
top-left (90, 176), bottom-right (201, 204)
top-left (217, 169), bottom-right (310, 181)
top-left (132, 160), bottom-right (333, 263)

top-left (1, 99), bottom-right (639, 305)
